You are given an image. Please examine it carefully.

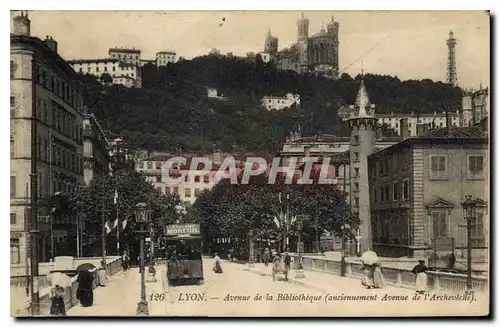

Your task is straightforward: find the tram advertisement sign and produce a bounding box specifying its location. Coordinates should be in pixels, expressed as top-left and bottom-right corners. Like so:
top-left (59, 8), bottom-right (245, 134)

top-left (165, 223), bottom-right (201, 237)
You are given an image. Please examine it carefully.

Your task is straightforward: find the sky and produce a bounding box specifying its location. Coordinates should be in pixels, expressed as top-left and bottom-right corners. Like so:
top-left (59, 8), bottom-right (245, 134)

top-left (11, 10), bottom-right (490, 89)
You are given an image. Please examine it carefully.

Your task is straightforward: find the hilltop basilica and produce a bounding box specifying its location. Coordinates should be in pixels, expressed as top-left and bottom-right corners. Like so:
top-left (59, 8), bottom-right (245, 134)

top-left (263, 13), bottom-right (340, 79)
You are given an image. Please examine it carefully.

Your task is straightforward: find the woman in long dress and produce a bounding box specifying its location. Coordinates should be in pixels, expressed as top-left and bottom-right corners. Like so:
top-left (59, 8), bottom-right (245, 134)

top-left (213, 253), bottom-right (223, 274)
top-left (361, 263), bottom-right (374, 289)
top-left (412, 260), bottom-right (428, 294)
top-left (372, 263), bottom-right (385, 289)
top-left (76, 270), bottom-right (94, 307)
top-left (49, 285), bottom-right (66, 316)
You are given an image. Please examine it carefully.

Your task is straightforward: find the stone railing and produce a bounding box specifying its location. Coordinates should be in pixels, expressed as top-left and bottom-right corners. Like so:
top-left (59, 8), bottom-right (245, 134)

top-left (12, 256), bottom-right (122, 317)
top-left (285, 254), bottom-right (488, 294)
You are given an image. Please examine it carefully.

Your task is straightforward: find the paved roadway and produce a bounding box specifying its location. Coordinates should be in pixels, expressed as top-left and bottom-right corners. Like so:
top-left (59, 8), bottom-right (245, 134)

top-left (67, 258), bottom-right (489, 317)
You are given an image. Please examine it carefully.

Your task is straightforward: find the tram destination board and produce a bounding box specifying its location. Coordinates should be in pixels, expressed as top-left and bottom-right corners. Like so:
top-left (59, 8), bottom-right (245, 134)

top-left (165, 223), bottom-right (201, 237)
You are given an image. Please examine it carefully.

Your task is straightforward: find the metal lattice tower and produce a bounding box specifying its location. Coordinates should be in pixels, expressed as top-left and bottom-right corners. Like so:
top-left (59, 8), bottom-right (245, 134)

top-left (446, 30), bottom-right (457, 86)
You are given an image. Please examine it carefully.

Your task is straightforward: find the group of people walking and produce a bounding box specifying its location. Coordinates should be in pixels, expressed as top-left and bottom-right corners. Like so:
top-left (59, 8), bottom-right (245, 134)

top-left (361, 262), bottom-right (385, 289)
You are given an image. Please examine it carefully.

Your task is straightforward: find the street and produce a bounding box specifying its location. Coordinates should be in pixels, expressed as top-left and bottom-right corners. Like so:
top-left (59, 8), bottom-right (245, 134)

top-left (66, 258), bottom-right (488, 317)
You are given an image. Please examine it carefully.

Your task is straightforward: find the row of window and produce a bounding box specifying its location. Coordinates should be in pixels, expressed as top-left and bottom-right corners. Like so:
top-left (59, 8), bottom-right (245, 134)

top-left (372, 180), bottom-right (410, 204)
top-left (372, 211), bottom-right (410, 245)
top-left (429, 154), bottom-right (484, 180)
top-left (111, 53), bottom-right (140, 60)
top-left (35, 63), bottom-right (83, 111)
top-left (152, 174), bottom-right (212, 184)
top-left (372, 154), bottom-right (485, 179)
top-left (156, 186), bottom-right (202, 198)
top-left (10, 175), bottom-right (80, 200)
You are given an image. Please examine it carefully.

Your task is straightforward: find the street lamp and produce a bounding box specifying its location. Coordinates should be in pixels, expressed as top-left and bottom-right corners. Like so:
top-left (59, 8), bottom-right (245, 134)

top-left (146, 209), bottom-right (157, 283)
top-left (340, 223), bottom-right (350, 277)
top-left (248, 230), bottom-right (255, 268)
top-left (460, 195), bottom-right (479, 296)
top-left (135, 202), bottom-right (151, 316)
top-left (295, 215), bottom-right (305, 279)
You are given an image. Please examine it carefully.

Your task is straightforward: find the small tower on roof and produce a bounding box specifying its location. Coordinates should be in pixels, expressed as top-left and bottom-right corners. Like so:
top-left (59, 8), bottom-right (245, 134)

top-left (345, 73), bottom-right (378, 255)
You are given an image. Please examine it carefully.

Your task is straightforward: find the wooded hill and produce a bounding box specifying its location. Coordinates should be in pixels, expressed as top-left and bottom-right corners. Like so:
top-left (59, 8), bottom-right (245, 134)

top-left (82, 55), bottom-right (462, 153)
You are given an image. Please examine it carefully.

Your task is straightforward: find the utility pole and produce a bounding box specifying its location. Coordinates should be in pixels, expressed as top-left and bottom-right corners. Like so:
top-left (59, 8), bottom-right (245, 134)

top-left (29, 57), bottom-right (40, 316)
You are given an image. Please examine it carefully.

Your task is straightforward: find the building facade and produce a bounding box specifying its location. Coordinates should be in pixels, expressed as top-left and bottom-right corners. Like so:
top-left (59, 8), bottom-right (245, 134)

top-left (11, 12), bottom-right (85, 263)
top-left (261, 93), bottom-right (300, 110)
top-left (136, 155), bottom-right (243, 206)
top-left (156, 51), bottom-right (177, 66)
top-left (368, 126), bottom-right (489, 259)
top-left (68, 58), bottom-right (142, 88)
top-left (271, 13), bottom-right (339, 79)
top-left (83, 112), bottom-right (110, 184)
top-left (108, 47), bottom-right (141, 66)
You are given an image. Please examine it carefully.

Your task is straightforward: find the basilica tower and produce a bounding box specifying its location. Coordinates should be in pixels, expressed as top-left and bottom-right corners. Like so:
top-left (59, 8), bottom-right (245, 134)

top-left (264, 28), bottom-right (278, 55)
top-left (297, 12), bottom-right (309, 42)
top-left (346, 77), bottom-right (378, 254)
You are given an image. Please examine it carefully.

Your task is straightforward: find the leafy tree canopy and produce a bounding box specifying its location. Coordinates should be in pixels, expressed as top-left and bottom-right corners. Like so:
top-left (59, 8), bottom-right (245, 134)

top-left (66, 172), bottom-right (181, 254)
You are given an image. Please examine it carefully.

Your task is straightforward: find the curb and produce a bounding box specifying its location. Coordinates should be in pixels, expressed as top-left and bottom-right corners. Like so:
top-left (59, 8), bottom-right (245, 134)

top-left (242, 268), bottom-right (328, 293)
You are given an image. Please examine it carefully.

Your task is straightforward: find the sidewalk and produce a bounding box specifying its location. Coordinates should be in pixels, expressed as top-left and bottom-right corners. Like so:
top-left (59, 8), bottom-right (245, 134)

top-left (243, 262), bottom-right (418, 295)
top-left (67, 266), bottom-right (166, 316)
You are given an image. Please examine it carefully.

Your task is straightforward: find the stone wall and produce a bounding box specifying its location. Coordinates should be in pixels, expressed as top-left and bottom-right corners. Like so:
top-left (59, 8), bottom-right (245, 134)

top-left (285, 253), bottom-right (488, 293)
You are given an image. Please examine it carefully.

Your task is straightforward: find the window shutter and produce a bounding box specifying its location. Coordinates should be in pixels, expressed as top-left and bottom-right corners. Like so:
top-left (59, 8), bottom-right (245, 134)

top-left (476, 156), bottom-right (484, 171)
top-left (439, 156), bottom-right (446, 171)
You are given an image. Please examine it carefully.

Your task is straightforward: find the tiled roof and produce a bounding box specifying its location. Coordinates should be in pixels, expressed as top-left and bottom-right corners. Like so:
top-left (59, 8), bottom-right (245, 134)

top-left (421, 126), bottom-right (487, 139)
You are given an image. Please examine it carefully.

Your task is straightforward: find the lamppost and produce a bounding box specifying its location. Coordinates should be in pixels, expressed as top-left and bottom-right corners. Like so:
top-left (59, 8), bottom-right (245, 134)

top-left (135, 202), bottom-right (151, 316)
top-left (146, 208), bottom-right (157, 283)
top-left (460, 195), bottom-right (480, 296)
top-left (294, 215), bottom-right (305, 279)
top-left (248, 229), bottom-right (255, 268)
top-left (340, 223), bottom-right (350, 277)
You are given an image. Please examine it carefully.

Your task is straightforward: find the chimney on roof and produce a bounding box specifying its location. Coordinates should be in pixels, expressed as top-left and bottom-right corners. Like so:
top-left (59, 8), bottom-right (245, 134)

top-left (12, 10), bottom-right (31, 36)
top-left (43, 35), bottom-right (58, 53)
top-left (304, 144), bottom-right (311, 157)
top-left (416, 123), bottom-right (430, 136)
top-left (399, 118), bottom-right (409, 141)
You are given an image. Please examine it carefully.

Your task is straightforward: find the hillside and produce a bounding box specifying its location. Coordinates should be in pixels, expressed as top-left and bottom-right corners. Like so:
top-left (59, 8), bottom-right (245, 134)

top-left (82, 55), bottom-right (462, 153)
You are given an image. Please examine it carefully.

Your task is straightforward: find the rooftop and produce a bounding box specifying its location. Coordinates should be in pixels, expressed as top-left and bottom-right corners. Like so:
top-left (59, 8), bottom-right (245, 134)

top-left (109, 47), bottom-right (141, 53)
top-left (68, 58), bottom-right (120, 64)
top-left (420, 126), bottom-right (487, 139)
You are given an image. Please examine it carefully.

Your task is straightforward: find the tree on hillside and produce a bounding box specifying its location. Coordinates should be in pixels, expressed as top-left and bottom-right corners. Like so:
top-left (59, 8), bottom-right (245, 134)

top-left (66, 172), bottom-right (180, 256)
top-left (100, 73), bottom-right (113, 84)
top-left (80, 56), bottom-right (462, 153)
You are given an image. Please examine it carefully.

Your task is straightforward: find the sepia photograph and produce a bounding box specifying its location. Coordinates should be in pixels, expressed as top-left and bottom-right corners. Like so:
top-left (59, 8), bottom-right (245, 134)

top-left (8, 9), bottom-right (490, 318)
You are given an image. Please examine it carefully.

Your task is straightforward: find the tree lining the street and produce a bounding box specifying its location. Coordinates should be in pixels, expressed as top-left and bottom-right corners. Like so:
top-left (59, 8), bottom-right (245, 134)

top-left (66, 172), bottom-right (181, 256)
top-left (191, 170), bottom-right (358, 254)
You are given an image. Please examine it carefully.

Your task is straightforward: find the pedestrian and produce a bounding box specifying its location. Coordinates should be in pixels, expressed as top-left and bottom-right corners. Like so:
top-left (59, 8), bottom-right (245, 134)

top-left (283, 251), bottom-right (291, 281)
top-left (448, 252), bottom-right (456, 270)
top-left (372, 263), bottom-right (385, 288)
top-left (412, 260), bottom-right (428, 294)
top-left (263, 247), bottom-right (271, 267)
top-left (122, 250), bottom-right (130, 271)
top-left (361, 263), bottom-right (374, 289)
top-left (272, 253), bottom-right (282, 281)
top-left (49, 285), bottom-right (66, 316)
top-left (76, 270), bottom-right (94, 307)
top-left (213, 253), bottom-right (223, 274)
